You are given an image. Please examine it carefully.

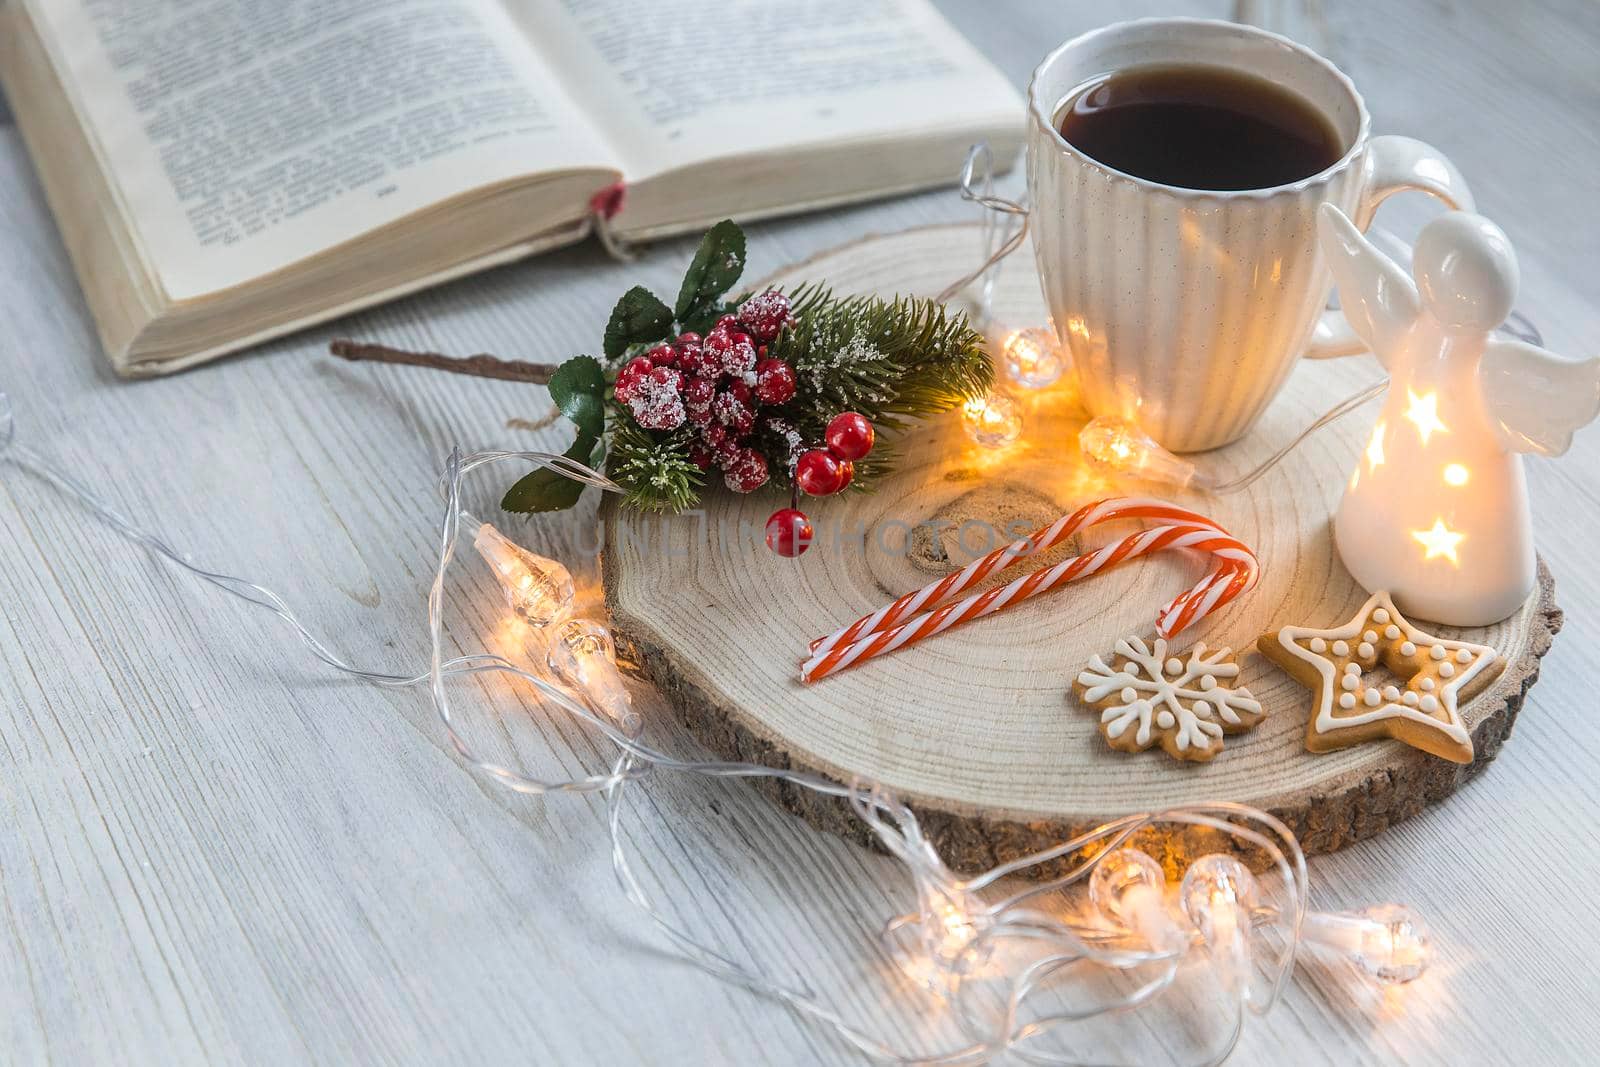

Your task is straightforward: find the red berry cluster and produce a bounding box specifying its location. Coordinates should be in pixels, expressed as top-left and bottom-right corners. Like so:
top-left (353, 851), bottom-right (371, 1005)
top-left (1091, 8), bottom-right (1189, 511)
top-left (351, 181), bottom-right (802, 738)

top-left (613, 290), bottom-right (796, 493)
top-left (764, 411), bottom-right (876, 558)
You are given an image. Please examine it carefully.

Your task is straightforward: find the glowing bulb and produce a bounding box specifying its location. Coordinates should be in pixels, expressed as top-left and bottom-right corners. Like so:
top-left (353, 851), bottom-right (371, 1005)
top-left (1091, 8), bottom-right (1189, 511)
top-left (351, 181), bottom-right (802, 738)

top-left (474, 522), bottom-right (575, 627)
top-left (1300, 904), bottom-right (1433, 984)
top-left (547, 618), bottom-right (638, 734)
top-left (1180, 855), bottom-right (1258, 947)
top-left (1181, 854), bottom-right (1435, 986)
top-left (1090, 848), bottom-right (1184, 951)
top-left (1403, 389), bottom-right (1448, 445)
top-left (1412, 518), bottom-right (1465, 563)
top-left (1180, 854), bottom-right (1258, 999)
top-left (1079, 417), bottom-right (1205, 489)
top-left (998, 326), bottom-right (1067, 390)
top-left (1443, 462), bottom-right (1469, 486)
top-left (962, 393), bottom-right (1023, 448)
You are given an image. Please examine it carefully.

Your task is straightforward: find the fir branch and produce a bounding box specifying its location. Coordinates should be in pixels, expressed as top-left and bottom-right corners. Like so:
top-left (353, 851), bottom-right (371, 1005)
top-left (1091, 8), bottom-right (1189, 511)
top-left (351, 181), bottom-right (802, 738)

top-left (607, 421), bottom-right (704, 512)
top-left (770, 284), bottom-right (992, 432)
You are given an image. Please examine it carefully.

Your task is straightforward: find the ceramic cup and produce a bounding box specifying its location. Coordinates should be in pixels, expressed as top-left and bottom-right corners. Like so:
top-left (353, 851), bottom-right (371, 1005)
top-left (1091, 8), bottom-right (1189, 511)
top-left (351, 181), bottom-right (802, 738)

top-left (1027, 17), bottom-right (1473, 452)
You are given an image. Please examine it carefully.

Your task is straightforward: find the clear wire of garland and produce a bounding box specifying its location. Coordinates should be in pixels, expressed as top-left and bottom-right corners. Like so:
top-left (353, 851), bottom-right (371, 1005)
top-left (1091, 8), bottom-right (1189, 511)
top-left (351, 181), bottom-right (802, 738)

top-left (0, 387), bottom-right (1442, 1064)
top-left (0, 167), bottom-right (1462, 1059)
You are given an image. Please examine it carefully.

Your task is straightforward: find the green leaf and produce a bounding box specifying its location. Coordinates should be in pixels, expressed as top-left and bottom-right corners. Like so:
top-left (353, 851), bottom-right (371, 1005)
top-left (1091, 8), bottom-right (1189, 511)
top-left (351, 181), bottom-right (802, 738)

top-left (546, 355), bottom-right (606, 440)
top-left (674, 220), bottom-right (746, 322)
top-left (680, 301), bottom-right (734, 338)
top-left (500, 429), bottom-right (599, 513)
top-left (603, 286), bottom-right (673, 360)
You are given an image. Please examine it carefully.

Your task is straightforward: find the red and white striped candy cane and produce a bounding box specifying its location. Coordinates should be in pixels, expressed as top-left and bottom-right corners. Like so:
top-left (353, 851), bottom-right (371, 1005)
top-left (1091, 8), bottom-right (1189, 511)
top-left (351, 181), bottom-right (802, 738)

top-left (800, 514), bottom-right (1257, 683)
top-left (807, 497), bottom-right (1236, 662)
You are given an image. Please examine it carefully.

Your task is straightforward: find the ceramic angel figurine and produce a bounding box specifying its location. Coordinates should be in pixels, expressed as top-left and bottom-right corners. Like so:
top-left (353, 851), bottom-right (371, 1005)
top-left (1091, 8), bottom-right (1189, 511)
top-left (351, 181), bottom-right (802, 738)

top-left (1318, 203), bottom-right (1600, 626)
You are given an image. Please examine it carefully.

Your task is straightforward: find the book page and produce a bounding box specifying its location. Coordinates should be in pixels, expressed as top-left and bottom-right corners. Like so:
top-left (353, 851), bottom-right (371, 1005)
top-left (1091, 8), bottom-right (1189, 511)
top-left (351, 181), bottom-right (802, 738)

top-left (509, 0), bottom-right (1021, 180)
top-left (27, 0), bottom-right (620, 300)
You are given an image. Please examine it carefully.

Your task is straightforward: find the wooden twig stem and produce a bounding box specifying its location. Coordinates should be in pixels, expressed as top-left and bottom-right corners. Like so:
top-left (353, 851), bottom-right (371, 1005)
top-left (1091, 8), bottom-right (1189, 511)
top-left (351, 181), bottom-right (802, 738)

top-left (328, 339), bottom-right (557, 384)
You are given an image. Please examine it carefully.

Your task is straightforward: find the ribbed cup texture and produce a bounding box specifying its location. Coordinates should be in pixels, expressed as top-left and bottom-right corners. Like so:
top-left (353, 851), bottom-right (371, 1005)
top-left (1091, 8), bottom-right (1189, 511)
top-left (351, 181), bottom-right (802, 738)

top-left (1029, 106), bottom-right (1367, 452)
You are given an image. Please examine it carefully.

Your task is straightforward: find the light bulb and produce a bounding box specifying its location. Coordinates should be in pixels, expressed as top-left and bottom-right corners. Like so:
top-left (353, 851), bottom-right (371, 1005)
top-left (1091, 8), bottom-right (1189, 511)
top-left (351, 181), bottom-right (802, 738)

top-left (547, 618), bottom-right (639, 734)
top-left (999, 326), bottom-right (1067, 390)
top-left (1090, 848), bottom-right (1184, 951)
top-left (1079, 417), bottom-right (1206, 489)
top-left (1180, 854), bottom-right (1259, 947)
top-left (1181, 853), bottom-right (1434, 986)
top-left (474, 522), bottom-right (575, 627)
top-left (962, 393), bottom-right (1023, 448)
top-left (1299, 904), bottom-right (1432, 985)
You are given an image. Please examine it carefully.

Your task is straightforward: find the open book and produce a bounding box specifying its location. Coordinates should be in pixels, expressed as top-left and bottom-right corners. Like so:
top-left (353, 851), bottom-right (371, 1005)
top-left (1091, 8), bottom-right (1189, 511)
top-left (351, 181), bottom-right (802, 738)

top-left (0, 0), bottom-right (1023, 376)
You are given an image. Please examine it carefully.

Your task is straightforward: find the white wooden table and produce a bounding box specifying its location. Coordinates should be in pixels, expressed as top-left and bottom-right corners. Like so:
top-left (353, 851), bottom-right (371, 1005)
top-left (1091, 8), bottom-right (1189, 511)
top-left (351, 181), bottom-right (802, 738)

top-left (3, 2), bottom-right (1597, 1063)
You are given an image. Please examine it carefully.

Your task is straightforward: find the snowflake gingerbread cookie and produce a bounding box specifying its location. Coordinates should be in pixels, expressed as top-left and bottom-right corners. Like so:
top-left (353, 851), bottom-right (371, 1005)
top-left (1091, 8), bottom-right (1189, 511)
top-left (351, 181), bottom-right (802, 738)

top-left (1256, 591), bottom-right (1503, 764)
top-left (1074, 636), bottom-right (1265, 763)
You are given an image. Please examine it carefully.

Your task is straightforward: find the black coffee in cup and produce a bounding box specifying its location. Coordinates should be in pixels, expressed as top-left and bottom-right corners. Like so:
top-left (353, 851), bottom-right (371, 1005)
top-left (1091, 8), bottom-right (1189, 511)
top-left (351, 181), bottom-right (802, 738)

top-left (1057, 64), bottom-right (1343, 190)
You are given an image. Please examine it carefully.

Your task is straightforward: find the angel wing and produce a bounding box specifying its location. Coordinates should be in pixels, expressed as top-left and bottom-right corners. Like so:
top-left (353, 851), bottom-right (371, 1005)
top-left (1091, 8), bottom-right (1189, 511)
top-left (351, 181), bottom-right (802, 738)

top-left (1315, 204), bottom-right (1421, 370)
top-left (1479, 338), bottom-right (1600, 455)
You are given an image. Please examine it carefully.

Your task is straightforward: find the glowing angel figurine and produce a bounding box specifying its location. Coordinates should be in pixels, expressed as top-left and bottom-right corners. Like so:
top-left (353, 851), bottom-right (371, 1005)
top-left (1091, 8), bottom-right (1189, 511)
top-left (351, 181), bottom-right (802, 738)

top-left (1318, 204), bottom-right (1600, 626)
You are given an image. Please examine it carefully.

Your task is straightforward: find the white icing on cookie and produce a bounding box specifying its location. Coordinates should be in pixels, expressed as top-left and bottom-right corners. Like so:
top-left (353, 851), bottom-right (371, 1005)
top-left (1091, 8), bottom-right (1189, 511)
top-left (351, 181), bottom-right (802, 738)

top-left (1268, 590), bottom-right (1497, 763)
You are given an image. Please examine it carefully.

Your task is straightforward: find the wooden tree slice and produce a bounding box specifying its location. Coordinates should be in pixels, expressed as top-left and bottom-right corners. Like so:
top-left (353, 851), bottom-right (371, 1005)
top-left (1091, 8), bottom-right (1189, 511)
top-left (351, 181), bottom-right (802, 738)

top-left (602, 224), bottom-right (1562, 873)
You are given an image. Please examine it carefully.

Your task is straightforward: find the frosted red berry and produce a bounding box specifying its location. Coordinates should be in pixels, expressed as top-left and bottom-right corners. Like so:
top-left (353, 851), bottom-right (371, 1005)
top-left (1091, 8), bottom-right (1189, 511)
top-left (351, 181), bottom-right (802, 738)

top-left (688, 445), bottom-right (714, 470)
top-left (795, 449), bottom-right (847, 496)
top-left (628, 366), bottom-right (686, 430)
top-left (714, 381), bottom-right (755, 434)
top-left (737, 290), bottom-right (793, 343)
top-left (676, 331), bottom-right (701, 346)
top-left (712, 313), bottom-right (739, 333)
top-left (677, 340), bottom-right (715, 379)
top-left (753, 358), bottom-right (796, 405)
top-left (723, 447), bottom-right (769, 493)
top-left (765, 508), bottom-right (813, 557)
top-left (707, 326), bottom-right (756, 379)
top-left (613, 355), bottom-right (655, 403)
top-left (825, 412), bottom-right (874, 461)
top-left (646, 343), bottom-right (677, 367)
top-left (682, 377), bottom-right (716, 424)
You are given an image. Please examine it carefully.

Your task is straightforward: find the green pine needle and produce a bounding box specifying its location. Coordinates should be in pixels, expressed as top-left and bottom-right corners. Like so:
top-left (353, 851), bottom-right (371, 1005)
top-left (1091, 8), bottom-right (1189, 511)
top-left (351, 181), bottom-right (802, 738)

top-left (607, 421), bottom-right (704, 513)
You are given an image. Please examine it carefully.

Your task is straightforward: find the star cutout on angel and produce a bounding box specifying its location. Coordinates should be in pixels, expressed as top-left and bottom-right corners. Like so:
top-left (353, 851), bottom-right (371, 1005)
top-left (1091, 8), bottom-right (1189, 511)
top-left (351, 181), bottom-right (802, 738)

top-left (1411, 519), bottom-right (1465, 563)
top-left (1257, 592), bottom-right (1503, 764)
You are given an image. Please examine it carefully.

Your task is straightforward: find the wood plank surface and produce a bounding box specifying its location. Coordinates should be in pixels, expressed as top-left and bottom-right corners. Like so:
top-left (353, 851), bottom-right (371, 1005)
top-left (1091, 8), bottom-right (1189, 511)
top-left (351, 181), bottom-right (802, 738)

top-left (1, 1), bottom-right (1597, 1064)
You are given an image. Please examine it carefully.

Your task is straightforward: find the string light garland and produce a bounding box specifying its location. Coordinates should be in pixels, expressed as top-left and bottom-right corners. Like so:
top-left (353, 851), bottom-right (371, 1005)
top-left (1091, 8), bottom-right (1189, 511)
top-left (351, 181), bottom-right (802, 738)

top-left (0, 385), bottom-right (1436, 1064)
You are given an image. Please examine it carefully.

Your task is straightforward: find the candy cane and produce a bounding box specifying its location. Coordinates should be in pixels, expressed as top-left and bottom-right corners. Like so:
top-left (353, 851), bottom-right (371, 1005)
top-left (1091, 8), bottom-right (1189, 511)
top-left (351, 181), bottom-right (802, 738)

top-left (808, 497), bottom-right (1238, 661)
top-left (801, 517), bottom-right (1257, 684)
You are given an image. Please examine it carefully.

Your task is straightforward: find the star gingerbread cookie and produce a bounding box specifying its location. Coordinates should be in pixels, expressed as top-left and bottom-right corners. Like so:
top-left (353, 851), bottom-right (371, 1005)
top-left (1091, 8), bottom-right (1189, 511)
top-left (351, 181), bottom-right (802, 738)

top-left (1257, 591), bottom-right (1503, 764)
top-left (1074, 636), bottom-right (1266, 763)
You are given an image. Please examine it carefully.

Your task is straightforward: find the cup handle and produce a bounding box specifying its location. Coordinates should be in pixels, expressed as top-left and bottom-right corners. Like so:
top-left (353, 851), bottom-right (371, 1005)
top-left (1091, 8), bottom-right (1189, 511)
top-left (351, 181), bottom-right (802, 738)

top-left (1303, 135), bottom-right (1474, 359)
